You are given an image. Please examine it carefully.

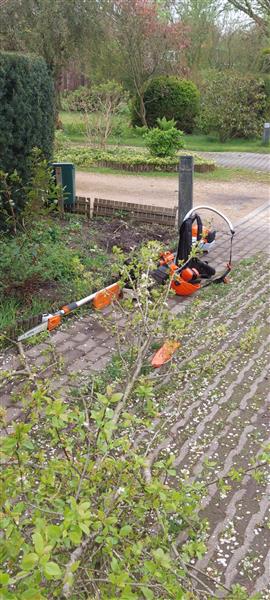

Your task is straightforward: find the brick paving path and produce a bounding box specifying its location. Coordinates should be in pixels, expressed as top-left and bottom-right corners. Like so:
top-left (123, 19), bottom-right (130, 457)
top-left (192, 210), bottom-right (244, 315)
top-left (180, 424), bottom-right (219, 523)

top-left (1, 201), bottom-right (269, 594)
top-left (200, 152), bottom-right (270, 172)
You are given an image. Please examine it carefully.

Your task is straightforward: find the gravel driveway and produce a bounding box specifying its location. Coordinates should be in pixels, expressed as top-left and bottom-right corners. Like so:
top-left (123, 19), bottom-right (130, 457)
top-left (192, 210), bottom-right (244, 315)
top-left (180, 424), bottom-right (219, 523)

top-left (76, 172), bottom-right (270, 222)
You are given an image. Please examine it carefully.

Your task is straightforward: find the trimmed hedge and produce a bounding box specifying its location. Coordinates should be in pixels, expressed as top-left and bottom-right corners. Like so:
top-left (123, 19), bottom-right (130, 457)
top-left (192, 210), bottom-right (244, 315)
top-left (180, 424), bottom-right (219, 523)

top-left (55, 146), bottom-right (216, 173)
top-left (132, 76), bottom-right (200, 133)
top-left (0, 52), bottom-right (54, 183)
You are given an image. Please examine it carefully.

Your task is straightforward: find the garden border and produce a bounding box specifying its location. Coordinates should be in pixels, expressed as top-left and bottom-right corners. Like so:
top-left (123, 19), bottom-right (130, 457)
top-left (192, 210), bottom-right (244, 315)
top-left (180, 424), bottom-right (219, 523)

top-left (73, 195), bottom-right (177, 226)
top-left (5, 197), bottom-right (177, 339)
top-left (95, 160), bottom-right (215, 173)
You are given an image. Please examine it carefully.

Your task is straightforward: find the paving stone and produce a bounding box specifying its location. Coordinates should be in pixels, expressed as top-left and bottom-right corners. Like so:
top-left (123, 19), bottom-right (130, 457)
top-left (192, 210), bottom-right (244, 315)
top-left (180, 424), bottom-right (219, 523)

top-left (81, 348), bottom-right (106, 363)
top-left (57, 340), bottom-right (77, 353)
top-left (72, 332), bottom-right (90, 343)
top-left (50, 376), bottom-right (69, 392)
top-left (101, 306), bottom-right (113, 316)
top-left (77, 339), bottom-right (97, 354)
top-left (25, 346), bottom-right (42, 358)
top-left (1, 393), bottom-right (13, 409)
top-left (1, 203), bottom-right (270, 593)
top-left (92, 346), bottom-right (109, 360)
top-left (89, 355), bottom-right (111, 371)
top-left (170, 303), bottom-right (187, 316)
top-left (6, 406), bottom-right (24, 424)
top-left (95, 331), bottom-right (109, 341)
top-left (69, 357), bottom-right (96, 373)
top-left (52, 330), bottom-right (72, 343)
top-left (0, 354), bottom-right (20, 372)
top-left (61, 349), bottom-right (83, 366)
top-left (33, 354), bottom-right (49, 367)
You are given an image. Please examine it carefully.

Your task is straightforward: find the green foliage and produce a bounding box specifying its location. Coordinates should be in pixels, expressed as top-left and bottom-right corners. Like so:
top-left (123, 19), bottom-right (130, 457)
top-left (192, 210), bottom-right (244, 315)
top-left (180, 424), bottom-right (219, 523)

top-left (197, 72), bottom-right (267, 142)
top-left (0, 149), bottom-right (60, 233)
top-left (132, 76), bottom-right (200, 133)
top-left (0, 218), bottom-right (109, 333)
top-left (258, 47), bottom-right (270, 74)
top-left (144, 122), bottom-right (185, 158)
top-left (83, 81), bottom-right (129, 147)
top-left (63, 82), bottom-right (128, 115)
top-left (156, 117), bottom-right (177, 131)
top-left (1, 249), bottom-right (267, 598)
top-left (0, 155), bottom-right (111, 333)
top-left (0, 52), bottom-right (54, 189)
top-left (262, 74), bottom-right (270, 120)
top-left (63, 86), bottom-right (94, 112)
top-left (55, 145), bottom-right (215, 172)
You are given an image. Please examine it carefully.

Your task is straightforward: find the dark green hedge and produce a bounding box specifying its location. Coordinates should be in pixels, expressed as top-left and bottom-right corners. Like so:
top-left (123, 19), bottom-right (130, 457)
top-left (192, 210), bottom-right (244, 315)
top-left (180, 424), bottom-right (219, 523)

top-left (0, 52), bottom-right (54, 182)
top-left (132, 76), bottom-right (200, 133)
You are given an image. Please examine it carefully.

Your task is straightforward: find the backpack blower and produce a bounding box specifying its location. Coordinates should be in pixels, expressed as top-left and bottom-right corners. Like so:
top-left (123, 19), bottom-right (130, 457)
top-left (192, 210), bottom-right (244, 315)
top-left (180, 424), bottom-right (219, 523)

top-left (151, 205), bottom-right (235, 297)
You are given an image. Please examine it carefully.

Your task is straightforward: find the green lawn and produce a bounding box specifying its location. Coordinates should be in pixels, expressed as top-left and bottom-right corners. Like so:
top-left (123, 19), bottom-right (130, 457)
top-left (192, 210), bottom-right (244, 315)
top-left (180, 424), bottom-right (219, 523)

top-left (184, 133), bottom-right (270, 154)
top-left (60, 111), bottom-right (270, 154)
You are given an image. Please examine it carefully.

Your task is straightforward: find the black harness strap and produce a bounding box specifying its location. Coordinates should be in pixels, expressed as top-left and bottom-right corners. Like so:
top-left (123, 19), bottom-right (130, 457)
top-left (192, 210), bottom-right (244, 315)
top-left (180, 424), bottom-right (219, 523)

top-left (176, 213), bottom-right (203, 263)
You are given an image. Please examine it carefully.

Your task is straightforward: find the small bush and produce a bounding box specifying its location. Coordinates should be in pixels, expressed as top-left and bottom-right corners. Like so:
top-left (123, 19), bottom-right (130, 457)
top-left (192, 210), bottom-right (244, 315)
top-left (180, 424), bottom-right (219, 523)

top-left (63, 86), bottom-right (93, 112)
top-left (63, 83), bottom-right (130, 118)
top-left (132, 76), bottom-right (200, 133)
top-left (197, 73), bottom-right (267, 141)
top-left (144, 124), bottom-right (185, 157)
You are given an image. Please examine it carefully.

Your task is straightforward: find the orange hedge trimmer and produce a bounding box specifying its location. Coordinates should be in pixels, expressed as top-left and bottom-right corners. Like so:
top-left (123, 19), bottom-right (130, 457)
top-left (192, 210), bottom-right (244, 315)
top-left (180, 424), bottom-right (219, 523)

top-left (17, 282), bottom-right (121, 342)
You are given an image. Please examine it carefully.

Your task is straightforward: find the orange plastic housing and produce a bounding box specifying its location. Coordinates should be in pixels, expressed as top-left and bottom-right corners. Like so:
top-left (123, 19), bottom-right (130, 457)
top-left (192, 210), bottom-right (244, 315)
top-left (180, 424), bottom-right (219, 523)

top-left (160, 251), bottom-right (175, 266)
top-left (93, 283), bottom-right (121, 309)
top-left (171, 277), bottom-right (200, 296)
top-left (151, 340), bottom-right (180, 368)
top-left (47, 315), bottom-right (61, 330)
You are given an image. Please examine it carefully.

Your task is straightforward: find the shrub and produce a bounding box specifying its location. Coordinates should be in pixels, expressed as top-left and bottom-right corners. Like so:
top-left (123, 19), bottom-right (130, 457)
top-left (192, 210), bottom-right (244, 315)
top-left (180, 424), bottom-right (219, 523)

top-left (0, 52), bottom-right (54, 191)
top-left (144, 122), bottom-right (185, 157)
top-left (63, 83), bottom-right (130, 116)
top-left (83, 81), bottom-right (129, 147)
top-left (63, 86), bottom-right (93, 112)
top-left (258, 47), bottom-right (270, 74)
top-left (260, 74), bottom-right (270, 120)
top-left (197, 73), bottom-right (267, 141)
top-left (132, 76), bottom-right (200, 133)
top-left (0, 149), bottom-right (61, 233)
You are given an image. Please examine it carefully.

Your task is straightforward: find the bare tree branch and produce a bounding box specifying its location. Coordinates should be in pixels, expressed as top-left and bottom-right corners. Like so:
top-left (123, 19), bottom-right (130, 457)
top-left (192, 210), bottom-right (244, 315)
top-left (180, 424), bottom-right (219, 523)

top-left (226, 0), bottom-right (270, 31)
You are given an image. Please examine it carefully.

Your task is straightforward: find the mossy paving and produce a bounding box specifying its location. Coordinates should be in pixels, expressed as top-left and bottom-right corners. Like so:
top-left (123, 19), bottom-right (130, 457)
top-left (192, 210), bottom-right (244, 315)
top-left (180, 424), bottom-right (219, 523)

top-left (134, 297), bottom-right (269, 454)
top-left (132, 267), bottom-right (270, 594)
top-left (174, 339), bottom-right (269, 472)
top-left (172, 332), bottom-right (269, 590)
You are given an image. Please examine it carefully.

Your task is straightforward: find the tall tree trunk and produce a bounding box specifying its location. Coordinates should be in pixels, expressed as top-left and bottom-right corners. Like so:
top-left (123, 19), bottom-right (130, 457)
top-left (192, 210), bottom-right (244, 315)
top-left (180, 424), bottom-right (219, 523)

top-left (54, 70), bottom-right (63, 129)
top-left (139, 92), bottom-right (147, 127)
